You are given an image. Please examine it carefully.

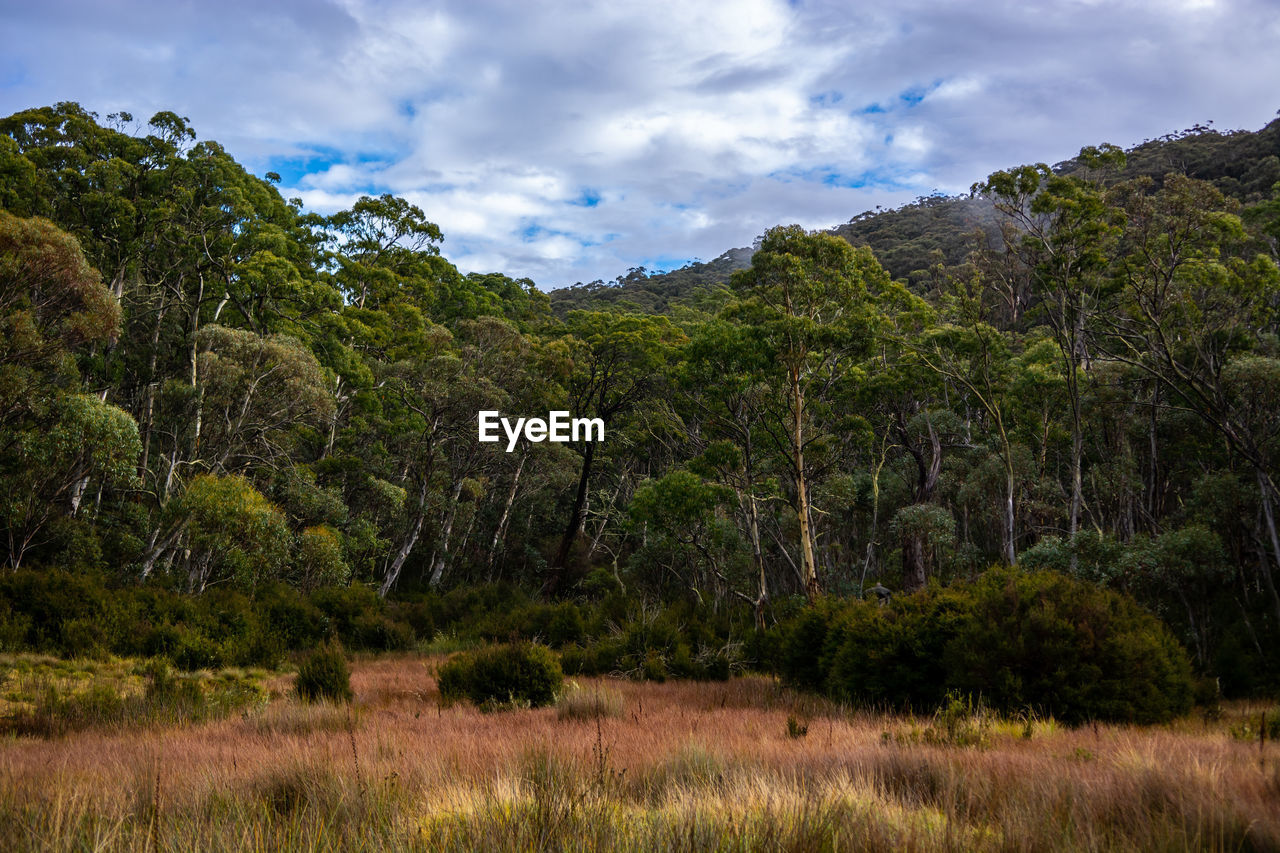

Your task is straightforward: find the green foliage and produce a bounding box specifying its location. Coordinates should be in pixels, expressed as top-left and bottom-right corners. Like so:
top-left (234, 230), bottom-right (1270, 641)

top-left (947, 568), bottom-right (1193, 724)
top-left (174, 474), bottom-right (291, 591)
top-left (3, 102), bottom-right (1280, 703)
top-left (437, 642), bottom-right (563, 710)
top-left (293, 525), bottom-right (351, 592)
top-left (295, 641), bottom-right (353, 703)
top-left (777, 568), bottom-right (1194, 723)
top-left (0, 657), bottom-right (265, 737)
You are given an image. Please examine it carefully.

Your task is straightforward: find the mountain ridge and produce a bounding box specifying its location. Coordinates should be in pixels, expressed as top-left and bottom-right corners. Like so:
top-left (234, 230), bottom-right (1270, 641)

top-left (549, 115), bottom-right (1280, 315)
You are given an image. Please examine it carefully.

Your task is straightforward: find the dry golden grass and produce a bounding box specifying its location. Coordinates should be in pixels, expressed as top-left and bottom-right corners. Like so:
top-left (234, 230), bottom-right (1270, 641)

top-left (555, 682), bottom-right (625, 721)
top-left (0, 653), bottom-right (1276, 851)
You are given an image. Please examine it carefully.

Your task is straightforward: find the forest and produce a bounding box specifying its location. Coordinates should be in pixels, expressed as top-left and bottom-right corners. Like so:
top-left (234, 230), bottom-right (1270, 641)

top-left (2, 101), bottom-right (1280, 708)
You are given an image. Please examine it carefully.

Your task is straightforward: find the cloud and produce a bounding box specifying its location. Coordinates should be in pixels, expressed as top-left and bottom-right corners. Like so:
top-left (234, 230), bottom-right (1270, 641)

top-left (2, 0), bottom-right (1279, 287)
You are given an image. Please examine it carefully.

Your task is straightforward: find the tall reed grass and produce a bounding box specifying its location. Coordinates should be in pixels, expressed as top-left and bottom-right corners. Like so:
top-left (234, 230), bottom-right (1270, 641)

top-left (0, 655), bottom-right (1274, 851)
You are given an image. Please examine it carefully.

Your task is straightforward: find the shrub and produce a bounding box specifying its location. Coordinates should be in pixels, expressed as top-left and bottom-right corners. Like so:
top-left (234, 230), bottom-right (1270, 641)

top-left (437, 642), bottom-right (562, 710)
top-left (60, 617), bottom-right (108, 659)
top-left (295, 641), bottom-right (353, 703)
top-left (775, 567), bottom-right (1195, 724)
top-left (558, 644), bottom-right (590, 676)
top-left (145, 623), bottom-right (224, 671)
top-left (823, 586), bottom-right (969, 710)
top-left (945, 568), bottom-right (1193, 724)
top-left (255, 583), bottom-right (327, 645)
top-left (352, 614), bottom-right (415, 651)
top-left (546, 603), bottom-right (586, 647)
top-left (777, 605), bottom-right (833, 693)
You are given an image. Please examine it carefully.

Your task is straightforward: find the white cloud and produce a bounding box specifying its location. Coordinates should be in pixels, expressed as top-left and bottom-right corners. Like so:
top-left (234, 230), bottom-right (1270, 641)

top-left (2, 0), bottom-right (1279, 286)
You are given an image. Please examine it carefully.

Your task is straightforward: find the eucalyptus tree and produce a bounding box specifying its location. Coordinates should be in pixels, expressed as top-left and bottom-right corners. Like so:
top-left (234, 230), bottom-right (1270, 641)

top-left (0, 211), bottom-right (138, 568)
top-left (1102, 174), bottom-right (1280, 622)
top-left (911, 310), bottom-right (1021, 566)
top-left (728, 226), bottom-right (881, 601)
top-left (974, 146), bottom-right (1126, 564)
top-left (682, 317), bottom-right (776, 618)
top-left (546, 310), bottom-right (684, 592)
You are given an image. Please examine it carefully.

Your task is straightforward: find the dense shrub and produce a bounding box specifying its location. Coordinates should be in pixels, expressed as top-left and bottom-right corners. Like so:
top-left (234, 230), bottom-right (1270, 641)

top-left (437, 642), bottom-right (563, 709)
top-left (475, 601), bottom-right (587, 648)
top-left (824, 586), bottom-right (970, 710)
top-left (945, 568), bottom-right (1193, 724)
top-left (776, 568), bottom-right (1194, 724)
top-left (295, 641), bottom-right (353, 703)
top-left (0, 571), bottom-right (745, 688)
top-left (145, 623), bottom-right (224, 671)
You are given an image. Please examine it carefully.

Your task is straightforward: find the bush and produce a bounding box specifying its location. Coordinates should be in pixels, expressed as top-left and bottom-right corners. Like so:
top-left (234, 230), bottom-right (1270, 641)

top-left (775, 567), bottom-right (1195, 724)
top-left (824, 586), bottom-right (969, 710)
top-left (295, 641), bottom-right (353, 703)
top-left (145, 623), bottom-right (224, 671)
top-left (946, 568), bottom-right (1193, 724)
top-left (437, 642), bottom-right (563, 710)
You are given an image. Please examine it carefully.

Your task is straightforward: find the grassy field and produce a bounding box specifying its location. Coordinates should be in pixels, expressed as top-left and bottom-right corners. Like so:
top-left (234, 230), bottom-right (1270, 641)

top-left (0, 654), bottom-right (1277, 851)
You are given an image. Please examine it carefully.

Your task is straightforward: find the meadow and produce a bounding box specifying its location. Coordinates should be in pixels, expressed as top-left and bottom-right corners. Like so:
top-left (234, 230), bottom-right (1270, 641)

top-left (0, 654), bottom-right (1277, 852)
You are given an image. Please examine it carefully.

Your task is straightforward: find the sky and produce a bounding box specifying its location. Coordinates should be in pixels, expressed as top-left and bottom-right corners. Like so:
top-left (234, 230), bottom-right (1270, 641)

top-left (2, 0), bottom-right (1279, 289)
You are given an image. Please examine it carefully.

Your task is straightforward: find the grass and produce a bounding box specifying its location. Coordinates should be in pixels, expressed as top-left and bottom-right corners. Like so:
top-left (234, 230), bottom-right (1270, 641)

top-left (556, 682), bottom-right (624, 721)
top-left (0, 654), bottom-right (1276, 850)
top-left (0, 654), bottom-right (267, 737)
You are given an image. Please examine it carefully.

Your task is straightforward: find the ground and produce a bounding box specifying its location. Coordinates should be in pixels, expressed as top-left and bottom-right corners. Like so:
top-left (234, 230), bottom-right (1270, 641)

top-left (0, 654), bottom-right (1276, 851)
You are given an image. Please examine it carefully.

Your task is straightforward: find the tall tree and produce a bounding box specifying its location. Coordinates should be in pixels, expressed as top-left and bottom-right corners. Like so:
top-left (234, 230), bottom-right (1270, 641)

top-left (975, 146), bottom-right (1125, 566)
top-left (728, 226), bottom-right (879, 600)
top-left (548, 310), bottom-right (682, 592)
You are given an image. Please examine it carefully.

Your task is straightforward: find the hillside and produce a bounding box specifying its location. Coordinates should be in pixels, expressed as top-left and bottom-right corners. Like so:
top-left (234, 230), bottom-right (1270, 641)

top-left (551, 115), bottom-right (1280, 314)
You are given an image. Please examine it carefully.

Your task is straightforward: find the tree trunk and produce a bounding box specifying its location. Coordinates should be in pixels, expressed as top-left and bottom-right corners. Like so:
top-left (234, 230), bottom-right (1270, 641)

top-left (792, 369), bottom-right (819, 601)
top-left (902, 418), bottom-right (942, 592)
top-left (736, 488), bottom-right (768, 629)
top-left (1069, 401), bottom-right (1083, 571)
top-left (1253, 469), bottom-right (1280, 624)
top-left (428, 479), bottom-right (466, 588)
top-left (139, 292), bottom-right (170, 481)
top-left (550, 440), bottom-right (596, 593)
top-left (68, 464), bottom-right (88, 517)
top-left (860, 438), bottom-right (889, 595)
top-left (140, 520), bottom-right (189, 579)
top-left (486, 451), bottom-right (525, 578)
top-left (1004, 463), bottom-right (1017, 565)
top-left (902, 534), bottom-right (927, 591)
top-left (190, 274), bottom-right (204, 459)
top-left (379, 480), bottom-right (428, 598)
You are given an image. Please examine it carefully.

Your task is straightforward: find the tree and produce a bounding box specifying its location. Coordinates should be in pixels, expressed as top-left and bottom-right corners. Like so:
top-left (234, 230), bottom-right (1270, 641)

top-left (683, 318), bottom-right (776, 621)
top-left (975, 146), bottom-right (1125, 566)
top-left (3, 393), bottom-right (140, 568)
top-left (729, 226), bottom-right (880, 601)
top-left (160, 473), bottom-right (290, 592)
top-left (1102, 173), bottom-right (1280, 623)
top-left (0, 211), bottom-right (120, 423)
top-left (547, 310), bottom-right (682, 592)
top-left (0, 211), bottom-right (135, 568)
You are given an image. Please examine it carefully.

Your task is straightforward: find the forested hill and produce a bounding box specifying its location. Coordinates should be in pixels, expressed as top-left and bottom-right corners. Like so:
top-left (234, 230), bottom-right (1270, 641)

top-left (551, 115), bottom-right (1280, 314)
top-left (3, 101), bottom-right (1280, 698)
